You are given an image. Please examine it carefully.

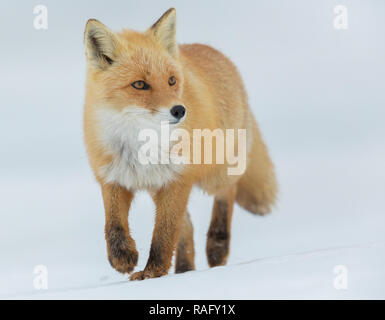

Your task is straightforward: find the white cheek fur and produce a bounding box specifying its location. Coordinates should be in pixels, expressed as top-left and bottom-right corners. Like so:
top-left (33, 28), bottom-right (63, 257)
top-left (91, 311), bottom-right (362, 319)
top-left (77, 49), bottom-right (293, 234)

top-left (95, 106), bottom-right (184, 190)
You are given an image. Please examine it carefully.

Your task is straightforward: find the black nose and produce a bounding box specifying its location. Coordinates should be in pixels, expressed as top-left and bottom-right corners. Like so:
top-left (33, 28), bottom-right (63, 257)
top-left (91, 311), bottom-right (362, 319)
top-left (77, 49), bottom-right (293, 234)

top-left (170, 105), bottom-right (186, 120)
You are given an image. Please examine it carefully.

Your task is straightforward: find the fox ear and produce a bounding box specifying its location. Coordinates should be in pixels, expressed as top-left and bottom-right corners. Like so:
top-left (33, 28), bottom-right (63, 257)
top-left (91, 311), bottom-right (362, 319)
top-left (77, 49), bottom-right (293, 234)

top-left (84, 19), bottom-right (118, 69)
top-left (149, 8), bottom-right (178, 57)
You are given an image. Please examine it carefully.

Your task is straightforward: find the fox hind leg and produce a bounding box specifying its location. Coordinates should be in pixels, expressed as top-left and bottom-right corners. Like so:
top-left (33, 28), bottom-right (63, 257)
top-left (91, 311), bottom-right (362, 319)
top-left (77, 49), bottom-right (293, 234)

top-left (206, 187), bottom-right (236, 267)
top-left (175, 211), bottom-right (195, 274)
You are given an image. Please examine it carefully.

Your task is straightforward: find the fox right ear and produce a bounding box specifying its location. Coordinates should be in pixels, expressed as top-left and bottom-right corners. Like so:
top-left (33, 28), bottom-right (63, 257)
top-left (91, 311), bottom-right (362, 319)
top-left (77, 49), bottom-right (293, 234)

top-left (84, 19), bottom-right (118, 69)
top-left (149, 8), bottom-right (178, 57)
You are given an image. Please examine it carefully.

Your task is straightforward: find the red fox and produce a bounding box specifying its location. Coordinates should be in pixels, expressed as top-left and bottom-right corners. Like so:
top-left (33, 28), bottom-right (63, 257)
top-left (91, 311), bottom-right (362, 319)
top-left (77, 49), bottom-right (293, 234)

top-left (83, 8), bottom-right (277, 280)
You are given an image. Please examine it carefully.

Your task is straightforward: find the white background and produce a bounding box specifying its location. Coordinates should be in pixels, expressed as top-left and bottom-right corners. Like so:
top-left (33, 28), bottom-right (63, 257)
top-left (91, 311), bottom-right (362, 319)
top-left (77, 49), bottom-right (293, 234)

top-left (0, 0), bottom-right (384, 299)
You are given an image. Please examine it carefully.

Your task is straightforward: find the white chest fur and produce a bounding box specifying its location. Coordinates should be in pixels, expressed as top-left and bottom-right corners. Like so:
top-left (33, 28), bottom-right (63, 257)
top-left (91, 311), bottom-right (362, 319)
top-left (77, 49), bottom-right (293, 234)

top-left (95, 107), bottom-right (183, 191)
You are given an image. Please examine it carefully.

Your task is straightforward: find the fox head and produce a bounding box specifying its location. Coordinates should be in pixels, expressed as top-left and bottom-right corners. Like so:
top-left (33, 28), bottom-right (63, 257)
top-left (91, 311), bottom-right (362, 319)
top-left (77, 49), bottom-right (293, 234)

top-left (84, 8), bottom-right (186, 126)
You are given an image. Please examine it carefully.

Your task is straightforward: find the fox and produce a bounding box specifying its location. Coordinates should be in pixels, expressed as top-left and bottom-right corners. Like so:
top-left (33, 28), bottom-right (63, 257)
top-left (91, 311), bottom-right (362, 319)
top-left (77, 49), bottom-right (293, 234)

top-left (83, 8), bottom-right (277, 280)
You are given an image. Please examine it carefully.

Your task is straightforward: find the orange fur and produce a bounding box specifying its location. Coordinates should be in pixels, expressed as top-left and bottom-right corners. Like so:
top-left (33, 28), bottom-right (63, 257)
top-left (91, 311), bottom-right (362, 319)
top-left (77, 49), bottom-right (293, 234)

top-left (83, 8), bottom-right (277, 279)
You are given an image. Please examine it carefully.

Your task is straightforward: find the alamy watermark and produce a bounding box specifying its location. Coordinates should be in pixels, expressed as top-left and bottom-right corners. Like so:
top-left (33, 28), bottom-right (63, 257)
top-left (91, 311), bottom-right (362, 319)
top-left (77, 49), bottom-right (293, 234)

top-left (33, 265), bottom-right (48, 290)
top-left (333, 264), bottom-right (348, 290)
top-left (33, 5), bottom-right (48, 30)
top-left (137, 122), bottom-right (247, 176)
top-left (333, 5), bottom-right (348, 30)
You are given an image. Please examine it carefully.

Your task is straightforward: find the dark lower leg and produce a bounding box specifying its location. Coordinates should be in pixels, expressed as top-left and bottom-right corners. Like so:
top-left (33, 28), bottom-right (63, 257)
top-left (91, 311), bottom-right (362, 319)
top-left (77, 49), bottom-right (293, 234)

top-left (206, 188), bottom-right (236, 267)
top-left (175, 211), bottom-right (195, 273)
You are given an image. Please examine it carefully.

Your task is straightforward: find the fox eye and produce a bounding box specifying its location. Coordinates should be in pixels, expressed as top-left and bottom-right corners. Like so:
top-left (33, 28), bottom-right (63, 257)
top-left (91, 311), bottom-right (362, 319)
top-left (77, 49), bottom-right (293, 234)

top-left (168, 76), bottom-right (176, 86)
top-left (131, 81), bottom-right (150, 90)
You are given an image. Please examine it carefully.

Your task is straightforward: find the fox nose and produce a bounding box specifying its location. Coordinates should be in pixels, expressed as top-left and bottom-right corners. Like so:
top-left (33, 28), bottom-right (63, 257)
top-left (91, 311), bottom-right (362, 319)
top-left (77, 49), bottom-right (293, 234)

top-left (170, 105), bottom-right (186, 120)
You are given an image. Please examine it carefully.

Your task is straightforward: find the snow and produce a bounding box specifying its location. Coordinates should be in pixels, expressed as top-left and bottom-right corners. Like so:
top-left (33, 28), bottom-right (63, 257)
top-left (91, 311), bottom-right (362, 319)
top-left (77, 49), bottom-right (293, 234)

top-left (8, 242), bottom-right (385, 300)
top-left (1, 152), bottom-right (384, 299)
top-left (0, 0), bottom-right (385, 299)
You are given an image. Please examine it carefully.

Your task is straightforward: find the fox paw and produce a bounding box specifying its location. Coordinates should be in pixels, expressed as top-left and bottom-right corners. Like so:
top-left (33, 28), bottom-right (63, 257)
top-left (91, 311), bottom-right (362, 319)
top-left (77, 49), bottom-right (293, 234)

top-left (108, 248), bottom-right (138, 274)
top-left (129, 268), bottom-right (167, 281)
top-left (206, 230), bottom-right (230, 267)
top-left (107, 225), bottom-right (138, 274)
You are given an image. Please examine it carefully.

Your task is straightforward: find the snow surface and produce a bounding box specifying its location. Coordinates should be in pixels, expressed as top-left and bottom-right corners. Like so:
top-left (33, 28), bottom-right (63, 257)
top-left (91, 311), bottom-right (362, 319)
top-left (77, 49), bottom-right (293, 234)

top-left (0, 0), bottom-right (385, 299)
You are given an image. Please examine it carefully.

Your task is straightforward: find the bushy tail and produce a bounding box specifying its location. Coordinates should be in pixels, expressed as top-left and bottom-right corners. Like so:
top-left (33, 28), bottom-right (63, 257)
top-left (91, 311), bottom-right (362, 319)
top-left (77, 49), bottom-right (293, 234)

top-left (236, 120), bottom-right (278, 215)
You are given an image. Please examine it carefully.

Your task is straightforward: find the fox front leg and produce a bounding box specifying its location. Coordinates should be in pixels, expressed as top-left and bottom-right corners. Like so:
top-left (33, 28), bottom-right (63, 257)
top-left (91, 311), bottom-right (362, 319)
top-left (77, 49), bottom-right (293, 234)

top-left (102, 184), bottom-right (138, 273)
top-left (130, 182), bottom-right (192, 280)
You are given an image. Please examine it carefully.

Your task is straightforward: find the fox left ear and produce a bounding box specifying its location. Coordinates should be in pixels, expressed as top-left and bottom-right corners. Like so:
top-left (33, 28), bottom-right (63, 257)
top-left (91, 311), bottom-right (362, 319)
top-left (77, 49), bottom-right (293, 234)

top-left (84, 19), bottom-right (118, 69)
top-left (149, 8), bottom-right (178, 57)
